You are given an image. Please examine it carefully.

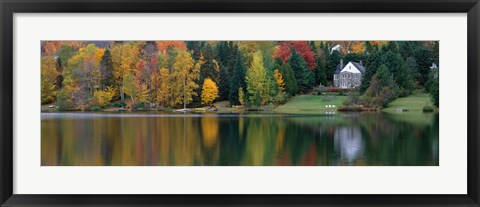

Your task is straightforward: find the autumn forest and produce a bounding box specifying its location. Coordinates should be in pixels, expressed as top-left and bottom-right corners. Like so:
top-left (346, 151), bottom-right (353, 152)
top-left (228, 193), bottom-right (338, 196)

top-left (41, 41), bottom-right (439, 112)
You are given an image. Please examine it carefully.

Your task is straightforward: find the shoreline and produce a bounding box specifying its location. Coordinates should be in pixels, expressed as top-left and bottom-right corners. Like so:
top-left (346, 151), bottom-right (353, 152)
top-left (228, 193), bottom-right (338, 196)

top-left (41, 93), bottom-right (438, 115)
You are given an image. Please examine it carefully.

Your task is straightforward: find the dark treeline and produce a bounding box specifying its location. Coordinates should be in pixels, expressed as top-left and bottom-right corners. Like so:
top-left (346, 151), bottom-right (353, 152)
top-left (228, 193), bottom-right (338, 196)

top-left (41, 41), bottom-right (439, 111)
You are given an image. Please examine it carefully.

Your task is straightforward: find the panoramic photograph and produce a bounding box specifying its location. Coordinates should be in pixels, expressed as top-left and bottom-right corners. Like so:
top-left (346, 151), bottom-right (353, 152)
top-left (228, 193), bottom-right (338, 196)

top-left (40, 41), bottom-right (439, 166)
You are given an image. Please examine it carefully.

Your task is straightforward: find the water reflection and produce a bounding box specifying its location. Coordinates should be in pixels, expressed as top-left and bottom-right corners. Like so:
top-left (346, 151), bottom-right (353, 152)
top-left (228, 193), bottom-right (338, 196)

top-left (334, 127), bottom-right (363, 164)
top-left (41, 113), bottom-right (439, 166)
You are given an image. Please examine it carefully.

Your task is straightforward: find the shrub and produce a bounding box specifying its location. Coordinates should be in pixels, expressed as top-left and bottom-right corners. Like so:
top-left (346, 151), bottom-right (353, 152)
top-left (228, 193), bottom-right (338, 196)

top-left (113, 101), bottom-right (126, 108)
top-left (311, 86), bottom-right (327, 95)
top-left (91, 106), bottom-right (102, 111)
top-left (429, 78), bottom-right (439, 107)
top-left (342, 92), bottom-right (360, 107)
top-left (273, 91), bottom-right (289, 105)
top-left (326, 88), bottom-right (350, 93)
top-left (56, 88), bottom-right (72, 111)
top-left (423, 106), bottom-right (435, 112)
top-left (133, 102), bottom-right (146, 111)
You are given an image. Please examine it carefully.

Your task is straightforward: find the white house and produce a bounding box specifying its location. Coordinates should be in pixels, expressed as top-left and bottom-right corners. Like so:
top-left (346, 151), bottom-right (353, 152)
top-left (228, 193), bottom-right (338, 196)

top-left (330, 44), bottom-right (342, 54)
top-left (333, 59), bottom-right (365, 89)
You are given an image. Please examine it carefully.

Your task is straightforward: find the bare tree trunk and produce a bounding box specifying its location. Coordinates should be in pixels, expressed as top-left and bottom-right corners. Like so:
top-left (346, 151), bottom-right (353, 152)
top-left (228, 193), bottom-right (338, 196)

top-left (183, 76), bottom-right (186, 109)
top-left (120, 83), bottom-right (124, 101)
top-left (131, 96), bottom-right (135, 111)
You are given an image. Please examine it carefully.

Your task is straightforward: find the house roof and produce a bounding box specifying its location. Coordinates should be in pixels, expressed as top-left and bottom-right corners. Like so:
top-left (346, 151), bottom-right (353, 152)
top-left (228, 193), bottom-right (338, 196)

top-left (335, 61), bottom-right (366, 75)
top-left (351, 62), bottom-right (365, 73)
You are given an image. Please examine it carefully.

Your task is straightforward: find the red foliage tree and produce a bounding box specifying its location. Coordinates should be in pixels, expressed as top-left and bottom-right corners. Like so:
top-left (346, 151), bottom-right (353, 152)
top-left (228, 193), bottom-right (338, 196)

top-left (273, 41), bottom-right (317, 71)
top-left (292, 41), bottom-right (317, 70)
top-left (273, 42), bottom-right (292, 63)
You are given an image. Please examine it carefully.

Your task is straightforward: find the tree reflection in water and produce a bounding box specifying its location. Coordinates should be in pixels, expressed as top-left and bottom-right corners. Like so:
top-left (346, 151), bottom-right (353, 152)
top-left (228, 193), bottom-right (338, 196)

top-left (41, 113), bottom-right (439, 166)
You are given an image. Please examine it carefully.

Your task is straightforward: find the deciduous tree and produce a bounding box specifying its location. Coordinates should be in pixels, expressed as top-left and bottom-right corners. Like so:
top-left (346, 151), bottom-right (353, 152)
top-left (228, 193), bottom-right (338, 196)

top-left (201, 78), bottom-right (219, 105)
top-left (246, 52), bottom-right (270, 106)
top-left (41, 56), bottom-right (58, 104)
top-left (155, 68), bottom-right (171, 107)
top-left (273, 69), bottom-right (285, 91)
top-left (170, 51), bottom-right (201, 108)
top-left (111, 43), bottom-right (139, 100)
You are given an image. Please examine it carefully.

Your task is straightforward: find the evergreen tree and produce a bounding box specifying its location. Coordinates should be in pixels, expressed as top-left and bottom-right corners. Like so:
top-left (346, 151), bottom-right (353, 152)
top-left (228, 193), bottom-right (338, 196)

top-left (375, 64), bottom-right (395, 87)
top-left (397, 41), bottom-right (420, 59)
top-left (405, 56), bottom-right (419, 84)
top-left (414, 47), bottom-right (433, 85)
top-left (430, 41), bottom-right (439, 65)
top-left (314, 54), bottom-right (327, 86)
top-left (185, 41), bottom-right (205, 60)
top-left (381, 51), bottom-right (413, 96)
top-left (427, 67), bottom-right (439, 106)
top-left (216, 41), bottom-right (230, 66)
top-left (279, 62), bottom-right (299, 95)
top-left (55, 57), bottom-right (63, 89)
top-left (289, 50), bottom-right (314, 93)
top-left (326, 50), bottom-right (341, 83)
top-left (364, 64), bottom-right (398, 107)
top-left (200, 43), bottom-right (219, 83)
top-left (361, 50), bottom-right (383, 93)
top-left (229, 52), bottom-right (247, 105)
top-left (311, 43), bottom-right (327, 86)
top-left (365, 41), bottom-right (374, 53)
top-left (217, 63), bottom-right (230, 101)
top-left (381, 41), bottom-right (399, 53)
top-left (56, 45), bottom-right (76, 89)
top-left (100, 49), bottom-right (114, 89)
top-left (226, 42), bottom-right (238, 75)
top-left (343, 53), bottom-right (365, 64)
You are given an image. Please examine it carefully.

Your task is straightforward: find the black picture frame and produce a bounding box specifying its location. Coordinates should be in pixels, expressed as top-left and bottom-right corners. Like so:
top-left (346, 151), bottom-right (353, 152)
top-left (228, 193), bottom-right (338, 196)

top-left (1, 0), bottom-right (479, 206)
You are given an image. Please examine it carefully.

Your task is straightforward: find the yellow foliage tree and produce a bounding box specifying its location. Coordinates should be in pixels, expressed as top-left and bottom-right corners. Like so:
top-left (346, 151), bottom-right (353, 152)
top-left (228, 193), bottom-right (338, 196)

top-left (122, 71), bottom-right (148, 108)
top-left (246, 52), bottom-right (270, 106)
top-left (170, 51), bottom-right (200, 108)
top-left (111, 43), bottom-right (139, 100)
top-left (41, 56), bottom-right (58, 104)
top-left (201, 78), bottom-right (219, 105)
top-left (155, 68), bottom-right (171, 107)
top-left (273, 69), bottom-right (285, 91)
top-left (94, 86), bottom-right (117, 107)
top-left (349, 41), bottom-right (366, 54)
top-left (61, 44), bottom-right (104, 109)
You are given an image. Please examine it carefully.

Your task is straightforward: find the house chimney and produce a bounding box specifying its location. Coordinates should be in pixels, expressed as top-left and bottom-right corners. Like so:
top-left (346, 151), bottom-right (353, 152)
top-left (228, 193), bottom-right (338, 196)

top-left (360, 60), bottom-right (363, 66)
top-left (340, 59), bottom-right (344, 69)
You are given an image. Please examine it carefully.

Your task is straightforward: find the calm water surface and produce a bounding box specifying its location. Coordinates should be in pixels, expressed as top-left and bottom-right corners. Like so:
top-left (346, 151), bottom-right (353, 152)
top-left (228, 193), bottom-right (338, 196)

top-left (41, 112), bottom-right (439, 166)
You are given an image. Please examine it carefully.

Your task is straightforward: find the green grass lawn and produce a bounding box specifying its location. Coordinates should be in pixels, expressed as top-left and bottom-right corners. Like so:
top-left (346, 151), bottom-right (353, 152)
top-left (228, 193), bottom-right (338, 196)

top-left (383, 93), bottom-right (437, 113)
top-left (274, 95), bottom-right (348, 114)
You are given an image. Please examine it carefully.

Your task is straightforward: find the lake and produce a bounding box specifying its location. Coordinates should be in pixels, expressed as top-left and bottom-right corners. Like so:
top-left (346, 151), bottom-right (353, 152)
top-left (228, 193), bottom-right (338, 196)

top-left (41, 112), bottom-right (439, 166)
